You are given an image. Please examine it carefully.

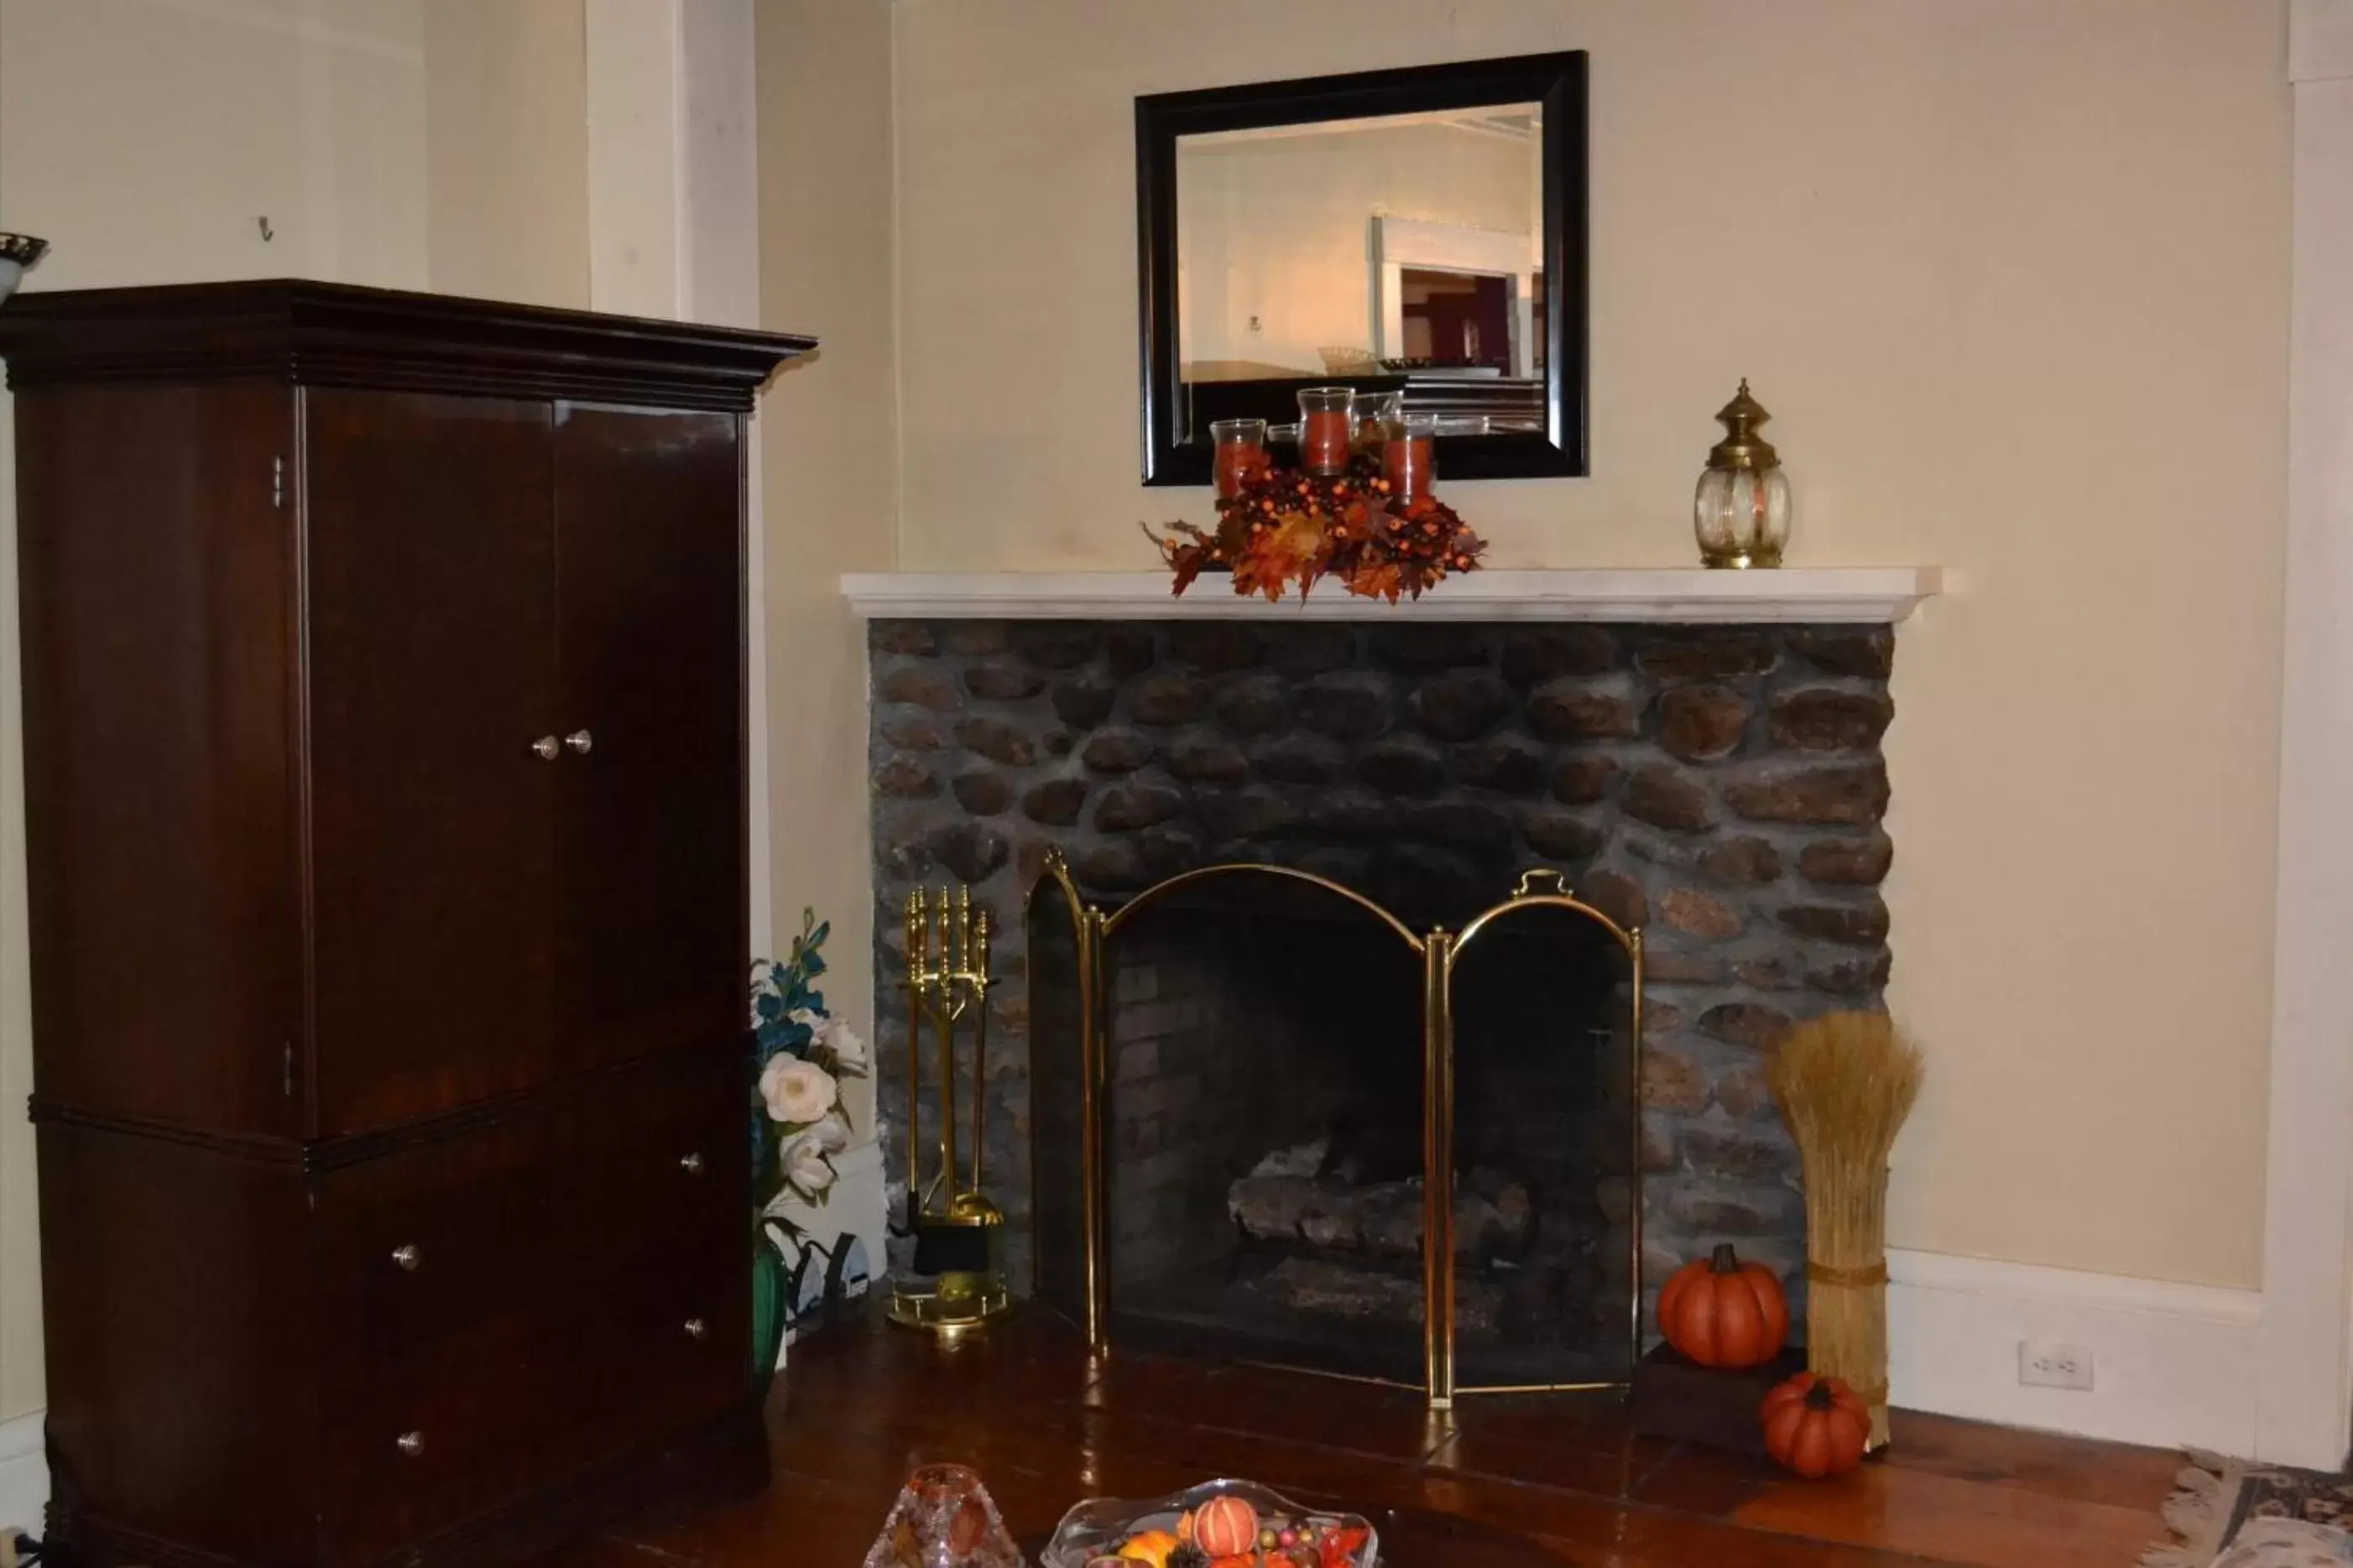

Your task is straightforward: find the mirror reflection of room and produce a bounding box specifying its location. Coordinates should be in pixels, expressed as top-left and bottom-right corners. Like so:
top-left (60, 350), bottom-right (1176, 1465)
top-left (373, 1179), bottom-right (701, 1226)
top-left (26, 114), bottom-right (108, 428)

top-left (1175, 104), bottom-right (1543, 433)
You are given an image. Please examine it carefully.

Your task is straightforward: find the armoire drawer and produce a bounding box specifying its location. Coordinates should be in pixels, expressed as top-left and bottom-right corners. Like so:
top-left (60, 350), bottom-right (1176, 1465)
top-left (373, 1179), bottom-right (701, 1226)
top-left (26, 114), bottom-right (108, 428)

top-left (320, 1252), bottom-right (744, 1566)
top-left (559, 1247), bottom-right (748, 1470)
top-left (314, 1114), bottom-right (556, 1358)
top-left (320, 1305), bottom-right (566, 1566)
top-left (561, 1052), bottom-right (747, 1279)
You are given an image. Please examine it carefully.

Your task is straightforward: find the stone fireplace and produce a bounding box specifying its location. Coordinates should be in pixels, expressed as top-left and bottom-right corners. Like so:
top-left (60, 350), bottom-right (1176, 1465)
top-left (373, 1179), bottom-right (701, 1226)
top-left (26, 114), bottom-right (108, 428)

top-left (857, 569), bottom-right (1928, 1384)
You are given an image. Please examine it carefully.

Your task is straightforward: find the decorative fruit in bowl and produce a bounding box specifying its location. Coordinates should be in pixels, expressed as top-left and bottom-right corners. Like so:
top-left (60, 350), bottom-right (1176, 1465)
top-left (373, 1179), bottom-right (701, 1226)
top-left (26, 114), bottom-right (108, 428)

top-left (1044, 1480), bottom-right (1376, 1568)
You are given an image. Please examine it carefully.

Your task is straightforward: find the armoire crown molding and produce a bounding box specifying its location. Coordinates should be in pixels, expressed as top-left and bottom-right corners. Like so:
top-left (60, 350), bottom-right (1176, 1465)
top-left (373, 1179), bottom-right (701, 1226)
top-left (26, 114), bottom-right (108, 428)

top-left (0, 279), bottom-right (814, 410)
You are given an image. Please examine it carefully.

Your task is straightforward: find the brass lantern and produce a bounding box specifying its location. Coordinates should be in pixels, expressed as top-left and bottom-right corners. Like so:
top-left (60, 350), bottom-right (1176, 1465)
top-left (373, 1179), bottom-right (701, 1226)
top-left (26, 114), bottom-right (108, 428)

top-left (1693, 380), bottom-right (1792, 569)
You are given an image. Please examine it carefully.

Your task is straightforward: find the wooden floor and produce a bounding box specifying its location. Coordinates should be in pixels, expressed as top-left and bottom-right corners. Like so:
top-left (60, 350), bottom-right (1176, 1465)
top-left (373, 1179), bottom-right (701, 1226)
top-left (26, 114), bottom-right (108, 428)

top-left (543, 1305), bottom-right (2186, 1566)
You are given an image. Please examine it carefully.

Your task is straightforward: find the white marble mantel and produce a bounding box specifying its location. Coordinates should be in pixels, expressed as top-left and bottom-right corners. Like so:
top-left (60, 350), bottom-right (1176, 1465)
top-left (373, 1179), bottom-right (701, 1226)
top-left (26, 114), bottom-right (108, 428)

top-left (840, 567), bottom-right (1943, 624)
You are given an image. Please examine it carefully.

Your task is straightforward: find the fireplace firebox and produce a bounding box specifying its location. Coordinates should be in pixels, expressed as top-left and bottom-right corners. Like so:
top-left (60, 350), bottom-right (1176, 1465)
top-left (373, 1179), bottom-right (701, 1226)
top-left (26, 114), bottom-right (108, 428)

top-left (1027, 853), bottom-right (1640, 1406)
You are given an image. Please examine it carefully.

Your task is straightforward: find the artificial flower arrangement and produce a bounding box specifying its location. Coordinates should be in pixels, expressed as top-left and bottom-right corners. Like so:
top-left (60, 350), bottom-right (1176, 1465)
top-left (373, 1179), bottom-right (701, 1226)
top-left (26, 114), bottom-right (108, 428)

top-left (750, 909), bottom-right (870, 1377)
top-left (1145, 453), bottom-right (1486, 605)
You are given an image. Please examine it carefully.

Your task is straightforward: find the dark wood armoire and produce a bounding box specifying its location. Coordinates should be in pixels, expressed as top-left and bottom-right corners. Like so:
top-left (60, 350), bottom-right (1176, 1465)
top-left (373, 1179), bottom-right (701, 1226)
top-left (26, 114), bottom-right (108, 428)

top-left (0, 282), bottom-right (813, 1568)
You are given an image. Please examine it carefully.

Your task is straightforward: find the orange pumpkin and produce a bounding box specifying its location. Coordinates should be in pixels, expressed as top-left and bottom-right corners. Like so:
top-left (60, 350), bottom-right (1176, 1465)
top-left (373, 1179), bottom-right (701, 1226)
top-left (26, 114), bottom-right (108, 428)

top-left (1192, 1496), bottom-right (1260, 1559)
top-left (1656, 1243), bottom-right (1789, 1368)
top-left (1761, 1371), bottom-right (1871, 1479)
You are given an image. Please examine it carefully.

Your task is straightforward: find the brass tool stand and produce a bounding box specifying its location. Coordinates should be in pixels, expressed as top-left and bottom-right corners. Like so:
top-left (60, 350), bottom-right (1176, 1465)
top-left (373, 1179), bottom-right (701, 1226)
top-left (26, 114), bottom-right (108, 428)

top-left (888, 886), bottom-right (1015, 1337)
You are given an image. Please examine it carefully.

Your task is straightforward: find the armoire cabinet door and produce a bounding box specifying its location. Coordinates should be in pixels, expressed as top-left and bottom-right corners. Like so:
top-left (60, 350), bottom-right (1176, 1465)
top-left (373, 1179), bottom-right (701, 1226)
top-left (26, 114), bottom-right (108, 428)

top-left (13, 383), bottom-right (305, 1139)
top-left (305, 390), bottom-right (562, 1133)
top-left (552, 404), bottom-right (745, 1071)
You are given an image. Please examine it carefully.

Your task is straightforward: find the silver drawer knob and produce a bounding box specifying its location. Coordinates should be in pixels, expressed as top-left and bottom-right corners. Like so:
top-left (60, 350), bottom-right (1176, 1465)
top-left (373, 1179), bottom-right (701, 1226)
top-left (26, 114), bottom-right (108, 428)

top-left (565, 728), bottom-right (593, 755)
top-left (684, 1318), bottom-right (707, 1340)
top-left (396, 1430), bottom-right (424, 1458)
top-left (530, 735), bottom-right (560, 761)
top-left (390, 1244), bottom-right (421, 1273)
top-left (678, 1153), bottom-right (705, 1175)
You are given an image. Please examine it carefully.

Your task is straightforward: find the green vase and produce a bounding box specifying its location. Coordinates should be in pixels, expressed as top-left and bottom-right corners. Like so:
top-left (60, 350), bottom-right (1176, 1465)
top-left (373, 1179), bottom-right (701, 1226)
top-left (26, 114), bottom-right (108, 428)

top-left (749, 1238), bottom-right (788, 1394)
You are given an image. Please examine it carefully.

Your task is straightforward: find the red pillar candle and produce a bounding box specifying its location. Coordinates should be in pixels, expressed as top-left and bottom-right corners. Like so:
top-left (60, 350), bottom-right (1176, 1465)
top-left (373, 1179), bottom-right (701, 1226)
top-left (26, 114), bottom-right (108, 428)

top-left (1383, 414), bottom-right (1437, 503)
top-left (1210, 417), bottom-right (1268, 500)
top-left (1295, 386), bottom-right (1356, 477)
top-left (1302, 412), bottom-right (1351, 473)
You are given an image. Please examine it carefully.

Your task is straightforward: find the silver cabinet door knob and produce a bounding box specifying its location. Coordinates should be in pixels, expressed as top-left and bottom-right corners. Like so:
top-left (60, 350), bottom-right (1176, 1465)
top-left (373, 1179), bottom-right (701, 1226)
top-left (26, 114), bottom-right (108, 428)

top-left (678, 1153), bottom-right (705, 1175)
top-left (530, 735), bottom-right (560, 760)
top-left (390, 1244), bottom-right (421, 1272)
top-left (396, 1430), bottom-right (424, 1458)
top-left (565, 729), bottom-right (593, 755)
top-left (683, 1318), bottom-right (707, 1340)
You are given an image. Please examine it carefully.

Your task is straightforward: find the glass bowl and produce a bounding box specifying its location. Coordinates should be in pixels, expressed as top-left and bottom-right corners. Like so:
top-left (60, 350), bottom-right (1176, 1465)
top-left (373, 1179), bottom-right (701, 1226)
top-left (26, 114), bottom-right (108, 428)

top-left (1041, 1479), bottom-right (1377, 1568)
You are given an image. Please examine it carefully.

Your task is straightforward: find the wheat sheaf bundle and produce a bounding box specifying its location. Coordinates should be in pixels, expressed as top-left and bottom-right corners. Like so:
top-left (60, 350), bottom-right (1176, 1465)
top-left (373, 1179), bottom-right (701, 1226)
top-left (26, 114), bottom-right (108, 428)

top-left (1768, 1011), bottom-right (1924, 1450)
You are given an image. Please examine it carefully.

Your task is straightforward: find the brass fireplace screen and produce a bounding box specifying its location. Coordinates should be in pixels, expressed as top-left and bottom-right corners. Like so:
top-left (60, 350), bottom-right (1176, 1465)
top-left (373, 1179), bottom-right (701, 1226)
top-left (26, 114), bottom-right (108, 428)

top-left (1025, 854), bottom-right (1642, 1409)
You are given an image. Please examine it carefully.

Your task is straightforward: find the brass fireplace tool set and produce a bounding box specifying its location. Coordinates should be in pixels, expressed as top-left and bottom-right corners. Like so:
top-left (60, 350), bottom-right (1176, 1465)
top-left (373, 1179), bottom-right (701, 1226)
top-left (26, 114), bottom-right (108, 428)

top-left (889, 885), bottom-right (1015, 1336)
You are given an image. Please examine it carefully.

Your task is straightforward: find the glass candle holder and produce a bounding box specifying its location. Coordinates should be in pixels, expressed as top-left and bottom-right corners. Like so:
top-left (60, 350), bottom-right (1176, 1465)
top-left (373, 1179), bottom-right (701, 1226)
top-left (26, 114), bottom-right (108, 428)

top-left (1296, 386), bottom-right (1356, 477)
top-left (1382, 414), bottom-right (1437, 504)
top-left (1354, 391), bottom-right (1401, 457)
top-left (1209, 417), bottom-right (1268, 501)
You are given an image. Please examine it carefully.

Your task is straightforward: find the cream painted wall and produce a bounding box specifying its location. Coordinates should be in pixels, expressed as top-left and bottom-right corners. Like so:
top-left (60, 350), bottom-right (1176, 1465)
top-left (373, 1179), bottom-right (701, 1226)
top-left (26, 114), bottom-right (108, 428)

top-left (891, 0), bottom-right (2290, 1289)
top-left (0, 0), bottom-right (433, 1429)
top-left (423, 0), bottom-right (590, 309)
top-left (3, 0), bottom-right (425, 287)
top-left (755, 0), bottom-right (897, 1133)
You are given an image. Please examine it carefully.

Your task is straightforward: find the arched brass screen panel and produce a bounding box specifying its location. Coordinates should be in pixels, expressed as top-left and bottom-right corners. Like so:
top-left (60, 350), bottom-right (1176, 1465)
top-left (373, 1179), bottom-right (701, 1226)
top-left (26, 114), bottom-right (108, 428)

top-left (1094, 864), bottom-right (1430, 1386)
top-left (1025, 856), bottom-right (1096, 1340)
top-left (1439, 874), bottom-right (1642, 1399)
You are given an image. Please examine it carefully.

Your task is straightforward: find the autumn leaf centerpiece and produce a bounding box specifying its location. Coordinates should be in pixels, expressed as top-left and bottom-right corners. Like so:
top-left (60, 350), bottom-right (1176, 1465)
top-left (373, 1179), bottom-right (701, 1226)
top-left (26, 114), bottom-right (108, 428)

top-left (1145, 454), bottom-right (1486, 604)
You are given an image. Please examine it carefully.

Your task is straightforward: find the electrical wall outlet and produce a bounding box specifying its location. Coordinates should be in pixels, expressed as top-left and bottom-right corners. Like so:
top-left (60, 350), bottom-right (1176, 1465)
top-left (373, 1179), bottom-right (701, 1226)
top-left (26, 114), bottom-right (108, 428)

top-left (2018, 1340), bottom-right (2095, 1390)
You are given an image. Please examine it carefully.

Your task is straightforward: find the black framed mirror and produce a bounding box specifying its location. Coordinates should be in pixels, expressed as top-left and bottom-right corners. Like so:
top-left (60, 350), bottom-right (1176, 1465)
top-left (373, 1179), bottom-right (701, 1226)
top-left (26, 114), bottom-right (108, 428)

top-left (1137, 51), bottom-right (1589, 487)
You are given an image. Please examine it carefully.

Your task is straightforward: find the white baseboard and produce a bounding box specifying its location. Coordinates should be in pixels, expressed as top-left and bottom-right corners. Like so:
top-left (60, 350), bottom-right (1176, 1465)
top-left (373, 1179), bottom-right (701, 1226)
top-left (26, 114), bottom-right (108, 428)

top-left (0, 1411), bottom-right (45, 1540)
top-left (1887, 1248), bottom-right (2262, 1454)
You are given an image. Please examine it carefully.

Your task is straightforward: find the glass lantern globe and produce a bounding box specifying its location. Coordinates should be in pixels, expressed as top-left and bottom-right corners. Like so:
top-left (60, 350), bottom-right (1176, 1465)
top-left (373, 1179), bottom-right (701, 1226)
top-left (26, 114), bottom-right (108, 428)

top-left (1693, 380), bottom-right (1791, 569)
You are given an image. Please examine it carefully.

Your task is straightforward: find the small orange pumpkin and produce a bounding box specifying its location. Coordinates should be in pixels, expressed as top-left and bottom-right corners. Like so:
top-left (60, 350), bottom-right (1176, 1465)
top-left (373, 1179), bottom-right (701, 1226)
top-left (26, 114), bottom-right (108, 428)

top-left (1761, 1371), bottom-right (1870, 1479)
top-left (1192, 1496), bottom-right (1260, 1559)
top-left (1656, 1242), bottom-right (1789, 1368)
